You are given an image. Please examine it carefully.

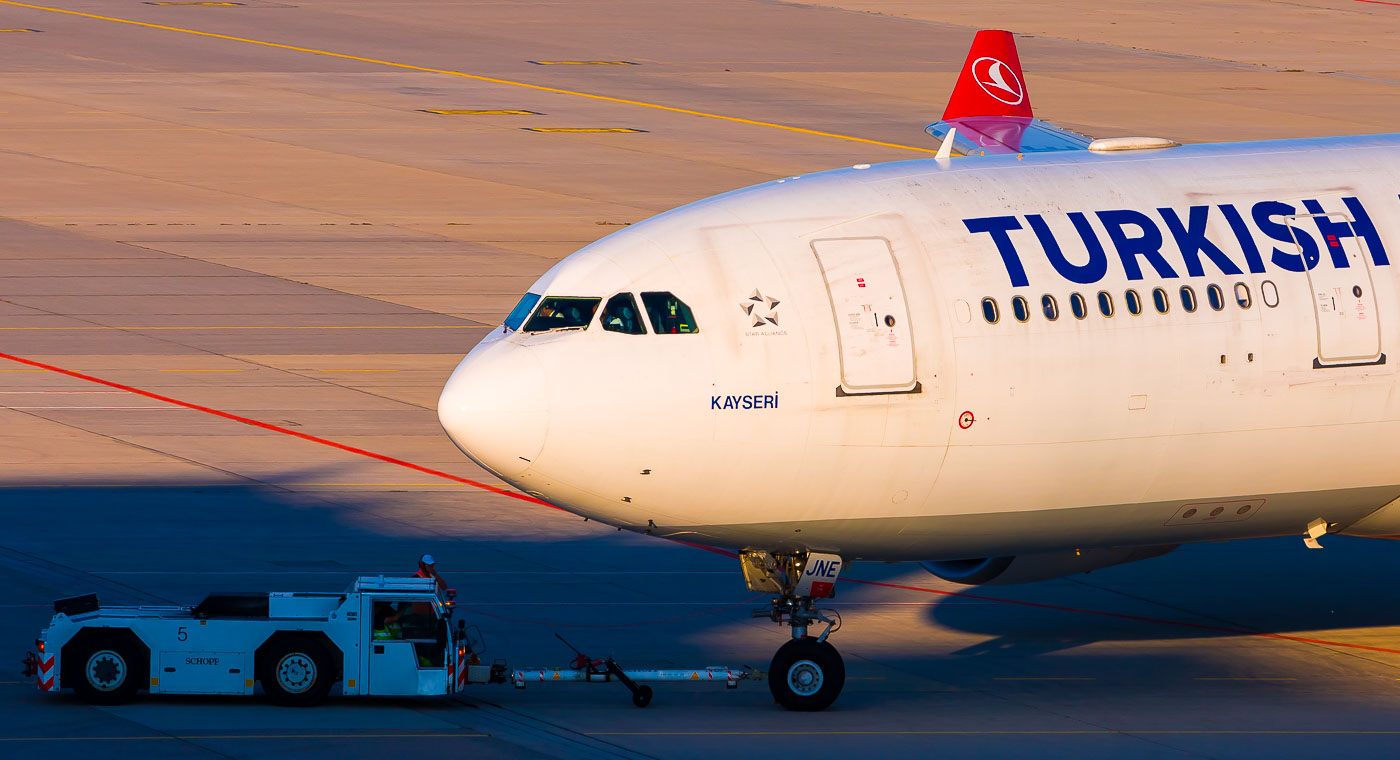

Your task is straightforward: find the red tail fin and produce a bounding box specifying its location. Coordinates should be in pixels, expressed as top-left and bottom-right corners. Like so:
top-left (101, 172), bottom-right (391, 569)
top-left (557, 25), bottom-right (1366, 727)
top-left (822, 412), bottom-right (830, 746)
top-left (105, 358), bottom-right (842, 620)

top-left (942, 30), bottom-right (1033, 120)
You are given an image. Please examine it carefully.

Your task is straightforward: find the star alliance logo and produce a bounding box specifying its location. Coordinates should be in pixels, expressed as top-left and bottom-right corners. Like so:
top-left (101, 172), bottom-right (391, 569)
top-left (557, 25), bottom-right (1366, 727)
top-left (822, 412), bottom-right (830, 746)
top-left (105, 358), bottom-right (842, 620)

top-left (740, 289), bottom-right (780, 328)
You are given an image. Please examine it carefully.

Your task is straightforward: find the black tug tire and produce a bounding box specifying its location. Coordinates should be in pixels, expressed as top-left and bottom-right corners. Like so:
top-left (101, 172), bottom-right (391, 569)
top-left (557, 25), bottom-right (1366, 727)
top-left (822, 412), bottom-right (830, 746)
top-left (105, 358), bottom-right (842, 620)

top-left (631, 684), bottom-right (654, 708)
top-left (71, 635), bottom-right (142, 705)
top-left (768, 636), bottom-right (845, 712)
top-left (260, 636), bottom-right (333, 706)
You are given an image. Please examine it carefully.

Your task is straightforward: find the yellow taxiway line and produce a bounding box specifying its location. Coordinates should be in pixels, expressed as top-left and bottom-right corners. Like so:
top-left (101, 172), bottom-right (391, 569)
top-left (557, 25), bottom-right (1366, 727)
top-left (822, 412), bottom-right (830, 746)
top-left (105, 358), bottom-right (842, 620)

top-left (0, 1), bottom-right (937, 155)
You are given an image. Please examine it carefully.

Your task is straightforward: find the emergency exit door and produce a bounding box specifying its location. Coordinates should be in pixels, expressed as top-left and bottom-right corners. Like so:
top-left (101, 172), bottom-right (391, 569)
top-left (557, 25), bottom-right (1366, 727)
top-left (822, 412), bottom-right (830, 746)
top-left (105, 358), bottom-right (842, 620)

top-left (1286, 210), bottom-right (1383, 367)
top-left (811, 238), bottom-right (920, 395)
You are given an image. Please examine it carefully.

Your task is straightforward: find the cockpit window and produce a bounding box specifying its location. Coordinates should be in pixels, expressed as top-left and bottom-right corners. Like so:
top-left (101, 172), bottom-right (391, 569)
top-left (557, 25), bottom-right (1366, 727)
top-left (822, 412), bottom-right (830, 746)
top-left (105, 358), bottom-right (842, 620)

top-left (522, 296), bottom-right (601, 332)
top-left (640, 292), bottom-right (699, 334)
top-left (600, 293), bottom-right (646, 334)
top-left (503, 292), bottom-right (542, 332)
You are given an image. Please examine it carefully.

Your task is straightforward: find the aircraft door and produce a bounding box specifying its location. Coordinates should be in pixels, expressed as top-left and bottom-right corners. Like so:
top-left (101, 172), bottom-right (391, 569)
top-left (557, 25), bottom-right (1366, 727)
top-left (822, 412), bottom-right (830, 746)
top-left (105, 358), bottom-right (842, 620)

top-left (1286, 211), bottom-right (1383, 367)
top-left (811, 237), bottom-right (920, 395)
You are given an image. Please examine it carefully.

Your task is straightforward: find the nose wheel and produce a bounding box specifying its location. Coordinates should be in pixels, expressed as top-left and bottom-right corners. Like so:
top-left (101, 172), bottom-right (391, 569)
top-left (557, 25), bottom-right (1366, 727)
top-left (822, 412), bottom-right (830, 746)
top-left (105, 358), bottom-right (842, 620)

top-left (742, 549), bottom-right (848, 712)
top-left (768, 636), bottom-right (844, 711)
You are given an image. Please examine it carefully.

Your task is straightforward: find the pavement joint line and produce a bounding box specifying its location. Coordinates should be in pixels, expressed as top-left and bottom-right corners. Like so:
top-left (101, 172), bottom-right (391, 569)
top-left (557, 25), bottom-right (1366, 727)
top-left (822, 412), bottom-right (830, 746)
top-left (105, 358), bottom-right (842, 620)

top-left (91, 570), bottom-right (733, 575)
top-left (580, 730), bottom-right (1400, 736)
top-left (1194, 677), bottom-right (1297, 681)
top-left (1, 406), bottom-right (188, 409)
top-left (0, 733), bottom-right (493, 742)
top-left (0, 351), bottom-right (555, 509)
top-left (0, 0), bottom-right (938, 155)
top-left (0, 483), bottom-right (500, 488)
top-left (0, 325), bottom-right (489, 330)
top-left (994, 677), bottom-right (1097, 681)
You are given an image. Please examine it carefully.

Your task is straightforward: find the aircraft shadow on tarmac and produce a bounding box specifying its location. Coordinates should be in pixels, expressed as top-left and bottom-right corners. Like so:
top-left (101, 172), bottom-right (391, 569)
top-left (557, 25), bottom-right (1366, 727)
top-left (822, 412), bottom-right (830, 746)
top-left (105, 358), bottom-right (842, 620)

top-left (919, 534), bottom-right (1400, 658)
top-left (6, 477), bottom-right (1400, 712)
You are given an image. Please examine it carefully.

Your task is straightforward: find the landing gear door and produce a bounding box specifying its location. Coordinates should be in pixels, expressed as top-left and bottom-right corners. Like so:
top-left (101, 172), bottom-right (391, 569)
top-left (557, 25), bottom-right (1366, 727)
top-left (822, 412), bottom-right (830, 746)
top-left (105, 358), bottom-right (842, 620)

top-left (1286, 211), bottom-right (1383, 367)
top-left (811, 238), bottom-right (920, 395)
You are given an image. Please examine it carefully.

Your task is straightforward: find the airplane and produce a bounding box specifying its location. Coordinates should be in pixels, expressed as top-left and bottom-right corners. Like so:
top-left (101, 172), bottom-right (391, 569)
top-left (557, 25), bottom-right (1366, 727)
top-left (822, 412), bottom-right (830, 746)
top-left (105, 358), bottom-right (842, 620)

top-left (437, 29), bottom-right (1400, 711)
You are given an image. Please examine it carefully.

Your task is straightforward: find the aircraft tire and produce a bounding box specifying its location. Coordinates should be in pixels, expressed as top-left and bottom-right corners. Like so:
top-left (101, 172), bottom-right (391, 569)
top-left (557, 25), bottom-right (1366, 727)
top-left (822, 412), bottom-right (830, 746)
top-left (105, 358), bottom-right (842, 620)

top-left (768, 636), bottom-right (844, 711)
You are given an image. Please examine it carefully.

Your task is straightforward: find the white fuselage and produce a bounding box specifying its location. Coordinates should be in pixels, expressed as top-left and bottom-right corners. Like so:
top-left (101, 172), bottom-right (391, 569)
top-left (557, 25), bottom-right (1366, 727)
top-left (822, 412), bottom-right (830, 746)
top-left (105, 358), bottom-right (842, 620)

top-left (439, 133), bottom-right (1400, 561)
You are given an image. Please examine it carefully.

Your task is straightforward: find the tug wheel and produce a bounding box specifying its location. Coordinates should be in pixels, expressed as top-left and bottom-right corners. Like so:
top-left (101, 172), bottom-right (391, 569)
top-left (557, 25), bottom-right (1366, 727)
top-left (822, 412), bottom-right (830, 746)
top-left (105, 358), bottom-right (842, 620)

top-left (71, 634), bottom-right (142, 705)
top-left (768, 636), bottom-right (844, 711)
top-left (631, 684), bottom-right (654, 708)
top-left (260, 635), bottom-right (333, 706)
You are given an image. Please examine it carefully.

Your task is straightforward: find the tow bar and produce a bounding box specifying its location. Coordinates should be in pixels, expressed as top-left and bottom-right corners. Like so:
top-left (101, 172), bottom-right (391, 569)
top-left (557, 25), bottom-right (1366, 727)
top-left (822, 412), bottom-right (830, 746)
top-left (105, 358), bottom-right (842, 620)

top-left (503, 634), bottom-right (761, 708)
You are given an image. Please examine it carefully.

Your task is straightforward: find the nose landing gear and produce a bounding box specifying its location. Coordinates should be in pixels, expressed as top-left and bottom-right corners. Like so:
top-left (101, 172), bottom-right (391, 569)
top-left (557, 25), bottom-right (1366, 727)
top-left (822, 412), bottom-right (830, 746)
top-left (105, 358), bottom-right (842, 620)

top-left (742, 549), bottom-right (846, 711)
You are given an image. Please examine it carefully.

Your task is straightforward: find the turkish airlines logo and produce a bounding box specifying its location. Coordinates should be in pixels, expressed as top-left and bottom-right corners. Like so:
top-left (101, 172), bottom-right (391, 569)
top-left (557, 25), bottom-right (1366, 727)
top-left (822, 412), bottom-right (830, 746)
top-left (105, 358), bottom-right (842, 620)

top-left (971, 56), bottom-right (1024, 105)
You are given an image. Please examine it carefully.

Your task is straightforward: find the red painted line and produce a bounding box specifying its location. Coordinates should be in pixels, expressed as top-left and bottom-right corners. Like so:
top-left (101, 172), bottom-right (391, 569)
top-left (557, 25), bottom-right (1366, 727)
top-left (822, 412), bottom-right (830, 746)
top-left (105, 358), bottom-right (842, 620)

top-left (1355, 0), bottom-right (1400, 6)
top-left (0, 352), bottom-right (556, 509)
top-left (844, 577), bottom-right (1400, 655)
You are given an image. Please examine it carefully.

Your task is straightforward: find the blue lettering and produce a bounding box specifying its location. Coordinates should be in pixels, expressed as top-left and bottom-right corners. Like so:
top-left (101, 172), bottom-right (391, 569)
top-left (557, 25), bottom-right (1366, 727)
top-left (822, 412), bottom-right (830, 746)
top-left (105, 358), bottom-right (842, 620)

top-left (1158, 206), bottom-right (1242, 277)
top-left (1026, 213), bottom-right (1107, 284)
top-left (1217, 204), bottom-right (1268, 273)
top-left (1097, 209), bottom-right (1178, 280)
top-left (711, 393), bottom-right (780, 410)
top-left (1251, 200), bottom-right (1317, 273)
top-left (1303, 197), bottom-right (1389, 267)
top-left (964, 216), bottom-right (1029, 287)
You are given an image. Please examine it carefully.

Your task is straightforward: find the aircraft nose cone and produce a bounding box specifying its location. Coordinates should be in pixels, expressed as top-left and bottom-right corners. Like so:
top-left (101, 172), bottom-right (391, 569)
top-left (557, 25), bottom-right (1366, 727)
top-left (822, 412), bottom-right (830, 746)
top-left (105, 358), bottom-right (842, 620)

top-left (438, 344), bottom-right (548, 480)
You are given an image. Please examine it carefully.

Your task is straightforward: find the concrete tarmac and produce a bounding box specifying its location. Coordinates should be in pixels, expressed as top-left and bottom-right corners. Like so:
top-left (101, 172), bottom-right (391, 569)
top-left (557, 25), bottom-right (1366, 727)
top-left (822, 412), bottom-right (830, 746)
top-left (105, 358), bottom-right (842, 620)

top-left (2, 1), bottom-right (1400, 757)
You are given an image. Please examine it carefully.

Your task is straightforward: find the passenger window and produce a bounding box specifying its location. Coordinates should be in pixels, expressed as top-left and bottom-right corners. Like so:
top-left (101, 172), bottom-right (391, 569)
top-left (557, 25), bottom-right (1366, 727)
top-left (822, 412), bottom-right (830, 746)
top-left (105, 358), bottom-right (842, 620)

top-left (981, 297), bottom-right (999, 324)
top-left (1261, 280), bottom-right (1279, 307)
top-left (1012, 296), bottom-right (1030, 323)
top-left (1070, 292), bottom-right (1087, 320)
top-left (1152, 287), bottom-right (1169, 314)
top-left (504, 292), bottom-right (542, 332)
top-left (1097, 290), bottom-right (1114, 317)
top-left (600, 293), bottom-right (646, 334)
top-left (641, 292), bottom-right (699, 334)
top-left (522, 296), bottom-right (601, 332)
top-left (1207, 284), bottom-right (1225, 311)
top-left (1234, 282), bottom-right (1252, 309)
top-left (1041, 294), bottom-right (1059, 321)
top-left (1179, 286), bottom-right (1197, 313)
top-left (1124, 289), bottom-right (1142, 316)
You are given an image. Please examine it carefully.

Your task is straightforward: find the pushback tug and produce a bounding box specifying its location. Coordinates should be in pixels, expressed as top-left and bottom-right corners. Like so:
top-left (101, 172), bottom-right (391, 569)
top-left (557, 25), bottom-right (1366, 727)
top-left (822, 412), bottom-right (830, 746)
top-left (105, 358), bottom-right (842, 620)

top-left (23, 569), bottom-right (756, 707)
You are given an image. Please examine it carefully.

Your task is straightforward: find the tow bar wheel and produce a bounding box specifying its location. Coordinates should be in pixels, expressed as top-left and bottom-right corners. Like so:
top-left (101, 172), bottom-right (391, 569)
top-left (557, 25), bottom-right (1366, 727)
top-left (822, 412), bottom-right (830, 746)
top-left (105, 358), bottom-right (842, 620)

top-left (768, 637), bottom-right (844, 711)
